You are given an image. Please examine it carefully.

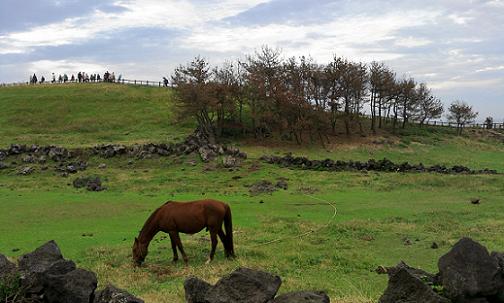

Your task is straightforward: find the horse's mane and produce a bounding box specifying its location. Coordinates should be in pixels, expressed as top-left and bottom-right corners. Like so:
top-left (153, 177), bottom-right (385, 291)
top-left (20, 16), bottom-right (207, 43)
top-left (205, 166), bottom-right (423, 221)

top-left (139, 201), bottom-right (171, 234)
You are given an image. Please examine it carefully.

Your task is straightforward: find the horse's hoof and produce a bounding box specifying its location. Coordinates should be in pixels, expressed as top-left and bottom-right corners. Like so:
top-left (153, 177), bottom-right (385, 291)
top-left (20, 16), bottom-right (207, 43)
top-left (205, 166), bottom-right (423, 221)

top-left (205, 259), bottom-right (212, 265)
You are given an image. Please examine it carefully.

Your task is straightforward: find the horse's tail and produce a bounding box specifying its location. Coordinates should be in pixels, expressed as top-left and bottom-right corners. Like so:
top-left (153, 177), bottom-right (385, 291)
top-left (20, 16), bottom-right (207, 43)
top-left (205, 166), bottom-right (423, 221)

top-left (224, 204), bottom-right (235, 257)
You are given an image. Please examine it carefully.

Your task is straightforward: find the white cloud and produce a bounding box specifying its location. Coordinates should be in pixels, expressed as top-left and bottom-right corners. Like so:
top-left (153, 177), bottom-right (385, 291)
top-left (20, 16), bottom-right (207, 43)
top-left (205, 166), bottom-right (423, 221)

top-left (448, 13), bottom-right (474, 25)
top-left (429, 78), bottom-right (503, 90)
top-left (394, 36), bottom-right (432, 48)
top-left (180, 10), bottom-right (439, 63)
top-left (0, 0), bottom-right (271, 54)
top-left (476, 65), bottom-right (504, 73)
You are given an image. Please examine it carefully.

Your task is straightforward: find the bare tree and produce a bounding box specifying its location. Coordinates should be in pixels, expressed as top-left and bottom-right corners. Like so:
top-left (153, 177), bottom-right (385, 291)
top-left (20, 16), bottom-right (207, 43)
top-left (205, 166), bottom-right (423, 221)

top-left (485, 116), bottom-right (494, 129)
top-left (413, 83), bottom-right (444, 126)
top-left (172, 56), bottom-right (217, 142)
top-left (447, 100), bottom-right (478, 135)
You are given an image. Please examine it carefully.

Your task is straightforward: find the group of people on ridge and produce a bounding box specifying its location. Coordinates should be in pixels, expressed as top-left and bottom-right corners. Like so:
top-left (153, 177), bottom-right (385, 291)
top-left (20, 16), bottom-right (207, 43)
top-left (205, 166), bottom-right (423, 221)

top-left (28, 71), bottom-right (121, 84)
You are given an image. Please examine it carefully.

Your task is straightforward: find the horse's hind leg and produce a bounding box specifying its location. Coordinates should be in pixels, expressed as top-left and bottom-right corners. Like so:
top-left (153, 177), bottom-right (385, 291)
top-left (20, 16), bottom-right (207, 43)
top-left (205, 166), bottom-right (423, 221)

top-left (168, 233), bottom-right (178, 263)
top-left (217, 229), bottom-right (229, 258)
top-left (206, 230), bottom-right (218, 264)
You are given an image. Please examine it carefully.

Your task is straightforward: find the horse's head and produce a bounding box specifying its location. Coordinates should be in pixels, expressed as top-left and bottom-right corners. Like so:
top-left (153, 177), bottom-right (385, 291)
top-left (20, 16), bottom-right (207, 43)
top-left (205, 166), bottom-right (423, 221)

top-left (132, 237), bottom-right (148, 266)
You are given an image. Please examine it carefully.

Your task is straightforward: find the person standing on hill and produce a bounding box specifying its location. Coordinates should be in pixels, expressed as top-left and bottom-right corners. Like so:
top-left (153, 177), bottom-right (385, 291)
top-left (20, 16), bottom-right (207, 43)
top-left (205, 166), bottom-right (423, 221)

top-left (52, 73), bottom-right (56, 83)
top-left (32, 73), bottom-right (38, 84)
top-left (71, 74), bottom-right (75, 82)
top-left (40, 76), bottom-right (45, 84)
top-left (63, 74), bottom-right (68, 83)
top-left (163, 77), bottom-right (169, 87)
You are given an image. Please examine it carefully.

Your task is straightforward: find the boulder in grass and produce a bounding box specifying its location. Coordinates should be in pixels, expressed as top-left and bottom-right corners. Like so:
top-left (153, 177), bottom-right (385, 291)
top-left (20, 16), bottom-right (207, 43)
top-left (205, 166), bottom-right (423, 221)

top-left (204, 267), bottom-right (282, 303)
top-left (94, 284), bottom-right (144, 303)
top-left (199, 146), bottom-right (217, 163)
top-left (184, 277), bottom-right (212, 303)
top-left (379, 268), bottom-right (450, 303)
top-left (272, 291), bottom-right (330, 303)
top-left (43, 268), bottom-right (97, 303)
top-left (438, 238), bottom-right (504, 301)
top-left (18, 240), bottom-right (66, 294)
top-left (73, 176), bottom-right (105, 191)
top-left (0, 254), bottom-right (17, 277)
top-left (386, 261), bottom-right (436, 285)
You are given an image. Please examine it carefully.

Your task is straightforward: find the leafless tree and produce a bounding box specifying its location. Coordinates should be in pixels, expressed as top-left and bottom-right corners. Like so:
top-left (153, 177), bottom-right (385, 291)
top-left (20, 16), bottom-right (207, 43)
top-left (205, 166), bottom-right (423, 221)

top-left (447, 100), bottom-right (478, 135)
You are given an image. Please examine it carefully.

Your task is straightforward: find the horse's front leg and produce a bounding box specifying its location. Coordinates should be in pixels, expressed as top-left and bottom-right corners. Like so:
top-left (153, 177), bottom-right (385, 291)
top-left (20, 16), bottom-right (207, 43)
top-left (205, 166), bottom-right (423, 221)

top-left (206, 230), bottom-right (218, 264)
top-left (173, 232), bottom-right (189, 265)
top-left (168, 233), bottom-right (178, 263)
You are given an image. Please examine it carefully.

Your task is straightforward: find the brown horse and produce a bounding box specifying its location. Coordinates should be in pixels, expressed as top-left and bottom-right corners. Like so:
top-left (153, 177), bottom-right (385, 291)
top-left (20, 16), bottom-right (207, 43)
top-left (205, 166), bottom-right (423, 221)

top-left (132, 199), bottom-right (235, 266)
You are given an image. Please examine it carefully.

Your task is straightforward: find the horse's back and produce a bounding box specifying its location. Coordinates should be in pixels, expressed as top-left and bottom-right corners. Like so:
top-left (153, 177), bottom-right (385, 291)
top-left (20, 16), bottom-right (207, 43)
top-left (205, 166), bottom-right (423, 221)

top-left (157, 199), bottom-right (228, 234)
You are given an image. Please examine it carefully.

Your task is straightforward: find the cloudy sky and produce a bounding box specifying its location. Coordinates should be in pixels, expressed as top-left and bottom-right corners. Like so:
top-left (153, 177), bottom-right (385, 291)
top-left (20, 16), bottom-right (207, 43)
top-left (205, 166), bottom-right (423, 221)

top-left (1, 0), bottom-right (503, 120)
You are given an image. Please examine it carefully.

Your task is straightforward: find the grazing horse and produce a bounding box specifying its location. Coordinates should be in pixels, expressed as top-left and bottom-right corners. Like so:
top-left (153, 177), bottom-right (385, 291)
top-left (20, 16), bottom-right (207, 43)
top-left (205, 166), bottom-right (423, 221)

top-left (132, 199), bottom-right (235, 266)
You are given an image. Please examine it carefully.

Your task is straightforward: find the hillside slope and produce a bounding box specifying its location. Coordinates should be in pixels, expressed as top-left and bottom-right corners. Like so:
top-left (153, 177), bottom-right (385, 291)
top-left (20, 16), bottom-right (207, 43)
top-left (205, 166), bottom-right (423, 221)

top-left (0, 83), bottom-right (193, 146)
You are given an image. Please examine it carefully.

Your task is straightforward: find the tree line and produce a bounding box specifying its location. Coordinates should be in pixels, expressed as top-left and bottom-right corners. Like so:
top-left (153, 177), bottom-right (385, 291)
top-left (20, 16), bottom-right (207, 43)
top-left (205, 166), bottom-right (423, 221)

top-left (172, 46), bottom-right (478, 144)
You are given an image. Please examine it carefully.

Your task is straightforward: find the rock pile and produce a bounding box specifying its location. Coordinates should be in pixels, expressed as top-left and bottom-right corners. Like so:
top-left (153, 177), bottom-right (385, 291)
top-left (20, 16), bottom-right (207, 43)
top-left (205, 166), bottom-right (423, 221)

top-left (0, 241), bottom-right (143, 303)
top-left (184, 267), bottom-right (329, 303)
top-left (73, 176), bottom-right (105, 191)
top-left (0, 130), bottom-right (247, 170)
top-left (380, 237), bottom-right (504, 303)
top-left (91, 130), bottom-right (247, 163)
top-left (261, 154), bottom-right (498, 175)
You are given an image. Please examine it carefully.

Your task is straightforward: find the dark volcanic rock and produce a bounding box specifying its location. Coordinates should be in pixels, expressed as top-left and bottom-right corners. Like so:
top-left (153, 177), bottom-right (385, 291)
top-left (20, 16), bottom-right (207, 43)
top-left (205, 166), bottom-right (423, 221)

top-left (204, 267), bottom-right (282, 303)
top-left (18, 240), bottom-right (65, 294)
top-left (73, 176), bottom-right (105, 191)
top-left (94, 284), bottom-right (144, 303)
top-left (438, 238), bottom-right (504, 301)
top-left (184, 277), bottom-right (212, 303)
top-left (249, 180), bottom-right (277, 196)
top-left (272, 291), bottom-right (330, 303)
top-left (43, 268), bottom-right (97, 303)
top-left (275, 180), bottom-right (288, 190)
top-left (222, 155), bottom-right (241, 168)
top-left (18, 240), bottom-right (64, 274)
top-left (0, 253), bottom-right (17, 279)
top-left (199, 146), bottom-right (217, 162)
top-left (379, 268), bottom-right (450, 303)
top-left (18, 166), bottom-right (34, 175)
top-left (386, 261), bottom-right (436, 284)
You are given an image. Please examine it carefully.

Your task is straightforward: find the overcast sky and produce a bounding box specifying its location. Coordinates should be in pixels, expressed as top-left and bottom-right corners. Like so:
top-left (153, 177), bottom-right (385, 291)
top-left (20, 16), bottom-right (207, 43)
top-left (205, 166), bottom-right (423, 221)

top-left (0, 0), bottom-right (503, 120)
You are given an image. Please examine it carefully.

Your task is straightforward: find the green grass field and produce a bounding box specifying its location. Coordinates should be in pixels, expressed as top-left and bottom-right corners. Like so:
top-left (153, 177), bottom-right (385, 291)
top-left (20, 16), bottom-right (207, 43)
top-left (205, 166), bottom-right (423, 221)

top-left (1, 84), bottom-right (503, 302)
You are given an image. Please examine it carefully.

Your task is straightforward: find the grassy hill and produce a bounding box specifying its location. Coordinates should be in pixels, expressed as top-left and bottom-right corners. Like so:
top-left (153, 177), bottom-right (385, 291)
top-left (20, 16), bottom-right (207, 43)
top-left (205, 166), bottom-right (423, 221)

top-left (1, 84), bottom-right (504, 303)
top-left (0, 83), bottom-right (193, 146)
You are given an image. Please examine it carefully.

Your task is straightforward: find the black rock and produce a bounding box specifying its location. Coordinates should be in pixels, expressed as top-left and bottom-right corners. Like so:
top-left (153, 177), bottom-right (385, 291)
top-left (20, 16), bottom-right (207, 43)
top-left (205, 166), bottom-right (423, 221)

top-left (73, 176), bottom-right (105, 191)
top-left (94, 284), bottom-right (144, 303)
top-left (272, 291), bottom-right (330, 303)
top-left (18, 240), bottom-right (64, 275)
top-left (275, 180), bottom-right (288, 190)
top-left (18, 166), bottom-right (34, 175)
top-left (386, 261), bottom-right (436, 284)
top-left (18, 240), bottom-right (65, 294)
top-left (0, 253), bottom-right (17, 280)
top-left (184, 276), bottom-right (212, 303)
top-left (204, 267), bottom-right (282, 303)
top-left (43, 268), bottom-right (97, 303)
top-left (379, 268), bottom-right (450, 303)
top-left (438, 237), bottom-right (504, 301)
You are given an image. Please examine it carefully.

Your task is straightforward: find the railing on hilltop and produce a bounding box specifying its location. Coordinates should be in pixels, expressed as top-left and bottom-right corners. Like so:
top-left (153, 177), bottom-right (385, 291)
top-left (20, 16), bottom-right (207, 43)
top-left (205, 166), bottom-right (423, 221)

top-left (0, 78), bottom-right (170, 88)
top-left (1, 80), bottom-right (503, 130)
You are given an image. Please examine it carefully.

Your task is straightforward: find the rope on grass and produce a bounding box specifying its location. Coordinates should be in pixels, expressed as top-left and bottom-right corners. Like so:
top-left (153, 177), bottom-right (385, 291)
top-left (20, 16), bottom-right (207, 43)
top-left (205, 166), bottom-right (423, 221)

top-left (250, 193), bottom-right (338, 248)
